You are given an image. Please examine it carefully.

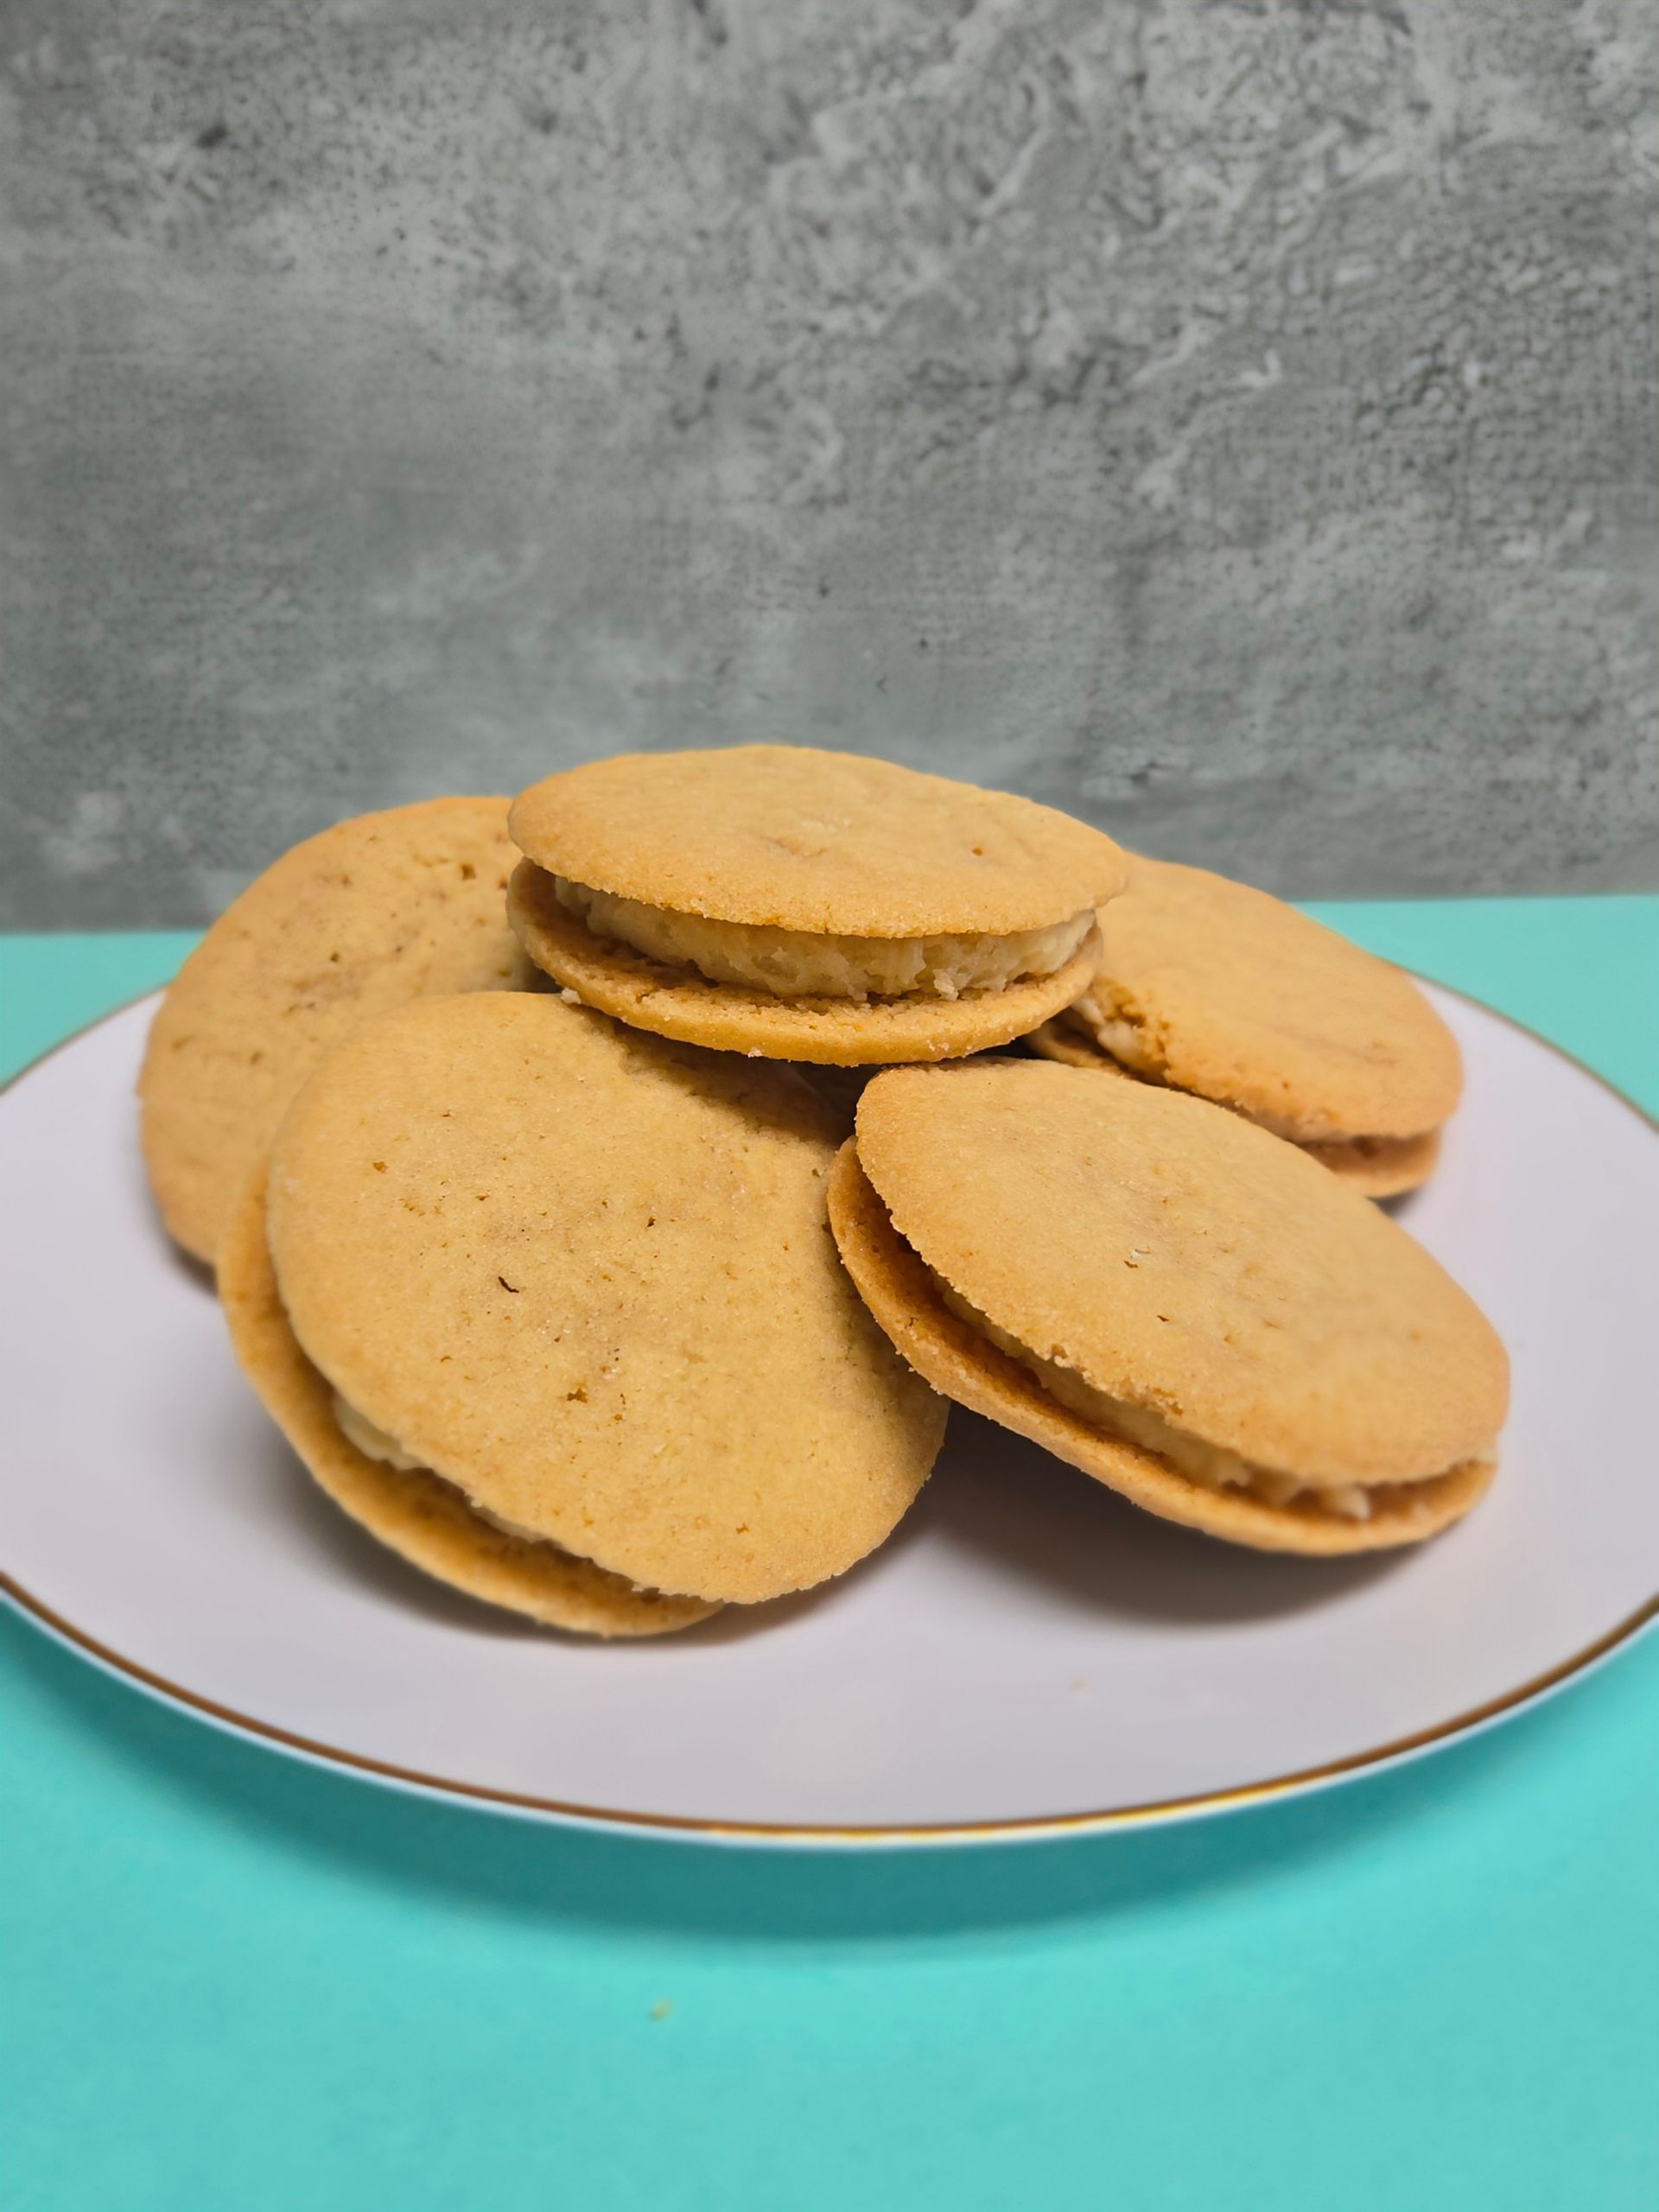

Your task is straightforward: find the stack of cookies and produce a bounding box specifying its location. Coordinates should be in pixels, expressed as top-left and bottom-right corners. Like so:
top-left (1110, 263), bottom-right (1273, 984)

top-left (142, 747), bottom-right (1508, 1637)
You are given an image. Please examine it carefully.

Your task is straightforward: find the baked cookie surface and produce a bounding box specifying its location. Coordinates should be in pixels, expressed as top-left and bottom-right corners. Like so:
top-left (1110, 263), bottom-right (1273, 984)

top-left (1035, 856), bottom-right (1460, 1190)
top-left (219, 1167), bottom-right (717, 1637)
top-left (140, 798), bottom-right (534, 1263)
top-left (831, 1060), bottom-right (1506, 1555)
top-left (507, 747), bottom-right (1126, 1063)
top-left (510, 745), bottom-right (1126, 934)
top-left (262, 992), bottom-right (945, 1608)
top-left (1025, 1017), bottom-right (1446, 1198)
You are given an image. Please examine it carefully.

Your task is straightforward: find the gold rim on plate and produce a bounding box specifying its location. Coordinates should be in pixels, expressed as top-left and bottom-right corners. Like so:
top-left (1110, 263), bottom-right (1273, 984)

top-left (1, 979), bottom-right (1655, 1846)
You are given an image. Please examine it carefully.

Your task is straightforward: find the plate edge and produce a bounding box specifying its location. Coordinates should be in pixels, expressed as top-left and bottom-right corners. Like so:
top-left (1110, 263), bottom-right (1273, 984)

top-left (3, 1568), bottom-right (1655, 1847)
top-left (1, 982), bottom-right (1656, 1846)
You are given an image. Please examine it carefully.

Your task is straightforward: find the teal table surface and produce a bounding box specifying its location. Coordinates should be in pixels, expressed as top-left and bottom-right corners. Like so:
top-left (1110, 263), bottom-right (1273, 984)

top-left (3, 904), bottom-right (1656, 2212)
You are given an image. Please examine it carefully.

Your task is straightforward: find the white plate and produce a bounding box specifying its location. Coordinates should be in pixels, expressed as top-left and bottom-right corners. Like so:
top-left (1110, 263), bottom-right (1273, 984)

top-left (1, 990), bottom-right (1655, 1847)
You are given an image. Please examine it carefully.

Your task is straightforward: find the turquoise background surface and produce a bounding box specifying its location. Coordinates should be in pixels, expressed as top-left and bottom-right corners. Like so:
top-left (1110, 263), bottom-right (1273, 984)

top-left (3, 906), bottom-right (1656, 2212)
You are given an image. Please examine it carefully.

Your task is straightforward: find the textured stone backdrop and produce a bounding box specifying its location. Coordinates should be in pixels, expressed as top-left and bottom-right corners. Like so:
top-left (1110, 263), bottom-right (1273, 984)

top-left (3, 0), bottom-right (1656, 924)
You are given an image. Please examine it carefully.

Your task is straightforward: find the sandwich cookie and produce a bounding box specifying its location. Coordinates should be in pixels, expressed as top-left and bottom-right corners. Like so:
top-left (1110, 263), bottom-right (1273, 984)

top-left (829, 1059), bottom-right (1507, 1555)
top-left (220, 993), bottom-right (945, 1630)
top-left (141, 798), bottom-right (535, 1263)
top-left (507, 747), bottom-right (1128, 1065)
top-left (1026, 857), bottom-right (1460, 1196)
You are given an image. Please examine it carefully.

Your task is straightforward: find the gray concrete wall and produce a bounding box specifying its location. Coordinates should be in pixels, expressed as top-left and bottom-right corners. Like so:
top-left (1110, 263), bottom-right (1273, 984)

top-left (3, 0), bottom-right (1655, 926)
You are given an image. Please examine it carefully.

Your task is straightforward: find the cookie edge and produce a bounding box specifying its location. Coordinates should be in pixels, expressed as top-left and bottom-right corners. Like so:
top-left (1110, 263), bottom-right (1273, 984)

top-left (217, 1162), bottom-right (721, 1637)
top-left (826, 1141), bottom-right (1495, 1557)
top-left (509, 860), bottom-right (1103, 1065)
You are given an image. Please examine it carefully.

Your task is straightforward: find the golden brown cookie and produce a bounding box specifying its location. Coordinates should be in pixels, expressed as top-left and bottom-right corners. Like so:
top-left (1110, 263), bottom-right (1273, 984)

top-left (140, 798), bottom-right (535, 1263)
top-left (219, 1166), bottom-right (717, 1637)
top-left (830, 1060), bottom-right (1507, 1555)
top-left (251, 992), bottom-right (944, 1615)
top-left (505, 747), bottom-right (1127, 1064)
top-left (1026, 1020), bottom-right (1445, 1198)
top-left (1029, 857), bottom-right (1461, 1196)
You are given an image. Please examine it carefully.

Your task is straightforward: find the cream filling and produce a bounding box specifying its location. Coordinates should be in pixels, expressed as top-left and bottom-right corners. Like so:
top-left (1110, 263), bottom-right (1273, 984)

top-left (927, 1276), bottom-right (1460, 1521)
top-left (332, 1393), bottom-right (595, 1553)
top-left (333, 1395), bottom-right (425, 1472)
top-left (1063, 999), bottom-right (1431, 1151)
top-left (556, 876), bottom-right (1093, 1002)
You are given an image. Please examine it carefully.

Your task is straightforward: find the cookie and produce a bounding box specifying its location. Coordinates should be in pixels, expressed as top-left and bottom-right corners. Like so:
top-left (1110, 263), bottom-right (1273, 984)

top-left (140, 798), bottom-right (535, 1263)
top-left (1027, 857), bottom-right (1461, 1196)
top-left (219, 1166), bottom-right (717, 1637)
top-left (830, 1059), bottom-right (1507, 1555)
top-left (506, 747), bottom-right (1127, 1065)
top-left (238, 992), bottom-right (944, 1620)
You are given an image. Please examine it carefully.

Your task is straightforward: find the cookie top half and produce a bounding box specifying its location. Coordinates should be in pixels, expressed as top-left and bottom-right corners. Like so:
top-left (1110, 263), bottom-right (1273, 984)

top-left (510, 746), bottom-right (1127, 935)
top-left (1071, 857), bottom-right (1461, 1142)
top-left (140, 798), bottom-right (532, 1263)
top-left (264, 993), bottom-right (944, 1604)
top-left (852, 1059), bottom-right (1507, 1491)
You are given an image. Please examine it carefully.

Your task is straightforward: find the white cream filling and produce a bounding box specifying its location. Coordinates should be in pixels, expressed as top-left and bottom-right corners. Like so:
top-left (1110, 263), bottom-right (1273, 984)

top-left (555, 876), bottom-right (1093, 1002)
top-left (927, 1276), bottom-right (1461, 1521)
top-left (333, 1395), bottom-right (425, 1472)
top-left (331, 1393), bottom-right (586, 1550)
top-left (1065, 995), bottom-right (1169, 1079)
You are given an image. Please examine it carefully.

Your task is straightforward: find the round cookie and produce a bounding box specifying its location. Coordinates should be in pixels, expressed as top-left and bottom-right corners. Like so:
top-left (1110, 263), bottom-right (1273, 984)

top-left (1032, 856), bottom-right (1461, 1194)
top-left (219, 1166), bottom-right (717, 1637)
top-left (830, 1060), bottom-right (1506, 1556)
top-left (506, 747), bottom-right (1127, 1065)
top-left (260, 992), bottom-right (946, 1608)
top-left (140, 798), bottom-right (536, 1263)
top-left (509, 861), bottom-right (1100, 1066)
